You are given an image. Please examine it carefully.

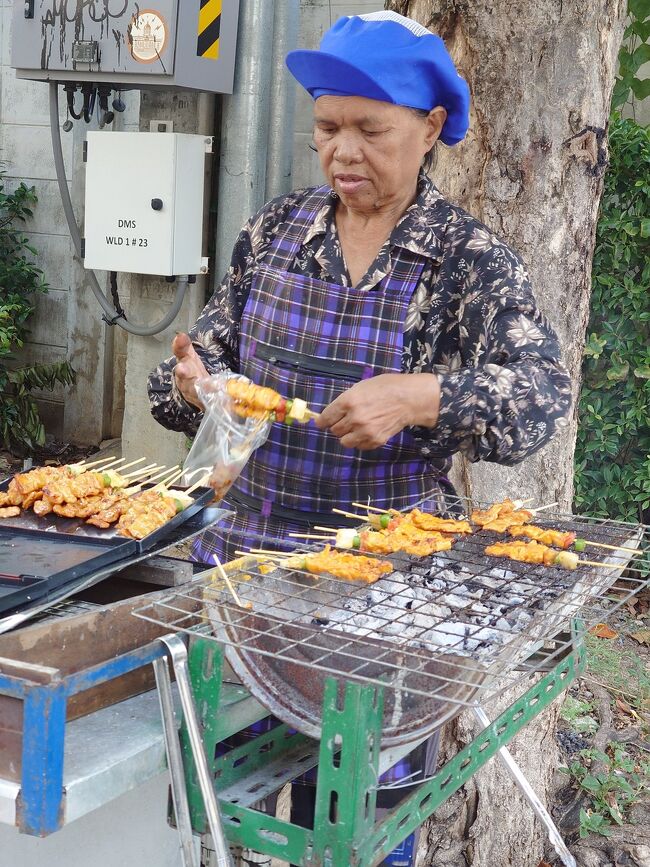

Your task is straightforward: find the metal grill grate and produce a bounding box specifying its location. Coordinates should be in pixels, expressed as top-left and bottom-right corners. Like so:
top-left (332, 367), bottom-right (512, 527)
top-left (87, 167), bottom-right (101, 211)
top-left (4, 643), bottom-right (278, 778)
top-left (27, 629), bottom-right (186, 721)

top-left (133, 497), bottom-right (648, 745)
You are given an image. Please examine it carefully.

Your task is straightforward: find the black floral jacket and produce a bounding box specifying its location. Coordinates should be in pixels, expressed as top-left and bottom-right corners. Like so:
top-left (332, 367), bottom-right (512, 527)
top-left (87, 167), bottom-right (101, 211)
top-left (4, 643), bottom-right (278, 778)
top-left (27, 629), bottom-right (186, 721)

top-left (148, 173), bottom-right (572, 464)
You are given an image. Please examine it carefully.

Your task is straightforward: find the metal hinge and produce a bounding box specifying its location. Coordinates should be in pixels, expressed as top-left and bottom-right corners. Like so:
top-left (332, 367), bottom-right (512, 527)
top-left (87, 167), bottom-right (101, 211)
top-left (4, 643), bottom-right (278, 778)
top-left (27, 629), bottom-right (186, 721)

top-left (82, 141), bottom-right (88, 162)
top-left (80, 238), bottom-right (85, 258)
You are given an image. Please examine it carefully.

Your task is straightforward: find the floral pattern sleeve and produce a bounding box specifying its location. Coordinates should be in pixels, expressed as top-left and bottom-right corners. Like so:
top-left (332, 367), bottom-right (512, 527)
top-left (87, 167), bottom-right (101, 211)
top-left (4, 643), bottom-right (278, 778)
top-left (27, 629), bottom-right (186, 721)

top-left (413, 243), bottom-right (572, 464)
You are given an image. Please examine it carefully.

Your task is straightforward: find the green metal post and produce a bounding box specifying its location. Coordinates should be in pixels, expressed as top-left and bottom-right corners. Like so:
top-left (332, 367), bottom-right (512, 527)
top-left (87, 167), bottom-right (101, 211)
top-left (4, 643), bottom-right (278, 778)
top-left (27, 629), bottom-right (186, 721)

top-left (309, 678), bottom-right (384, 867)
top-left (180, 636), bottom-right (225, 833)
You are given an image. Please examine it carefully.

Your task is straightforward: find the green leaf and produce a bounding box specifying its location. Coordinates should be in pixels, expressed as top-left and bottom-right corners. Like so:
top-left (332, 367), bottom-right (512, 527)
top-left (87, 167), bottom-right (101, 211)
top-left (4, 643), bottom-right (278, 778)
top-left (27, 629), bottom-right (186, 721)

top-left (631, 77), bottom-right (650, 100)
top-left (629, 0), bottom-right (650, 21)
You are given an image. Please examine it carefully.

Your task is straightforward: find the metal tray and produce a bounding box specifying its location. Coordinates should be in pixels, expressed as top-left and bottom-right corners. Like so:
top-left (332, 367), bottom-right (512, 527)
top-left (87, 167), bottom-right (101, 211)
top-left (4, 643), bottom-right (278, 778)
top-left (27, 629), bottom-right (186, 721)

top-left (0, 477), bottom-right (215, 554)
top-left (0, 527), bottom-right (136, 614)
top-left (0, 505), bottom-right (233, 631)
top-left (0, 572), bottom-right (49, 613)
top-left (0, 476), bottom-right (216, 615)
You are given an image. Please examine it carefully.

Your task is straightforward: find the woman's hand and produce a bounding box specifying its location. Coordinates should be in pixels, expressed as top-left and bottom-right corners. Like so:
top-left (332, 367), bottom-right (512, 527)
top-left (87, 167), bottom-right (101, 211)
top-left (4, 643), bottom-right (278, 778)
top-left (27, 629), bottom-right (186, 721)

top-left (316, 373), bottom-right (440, 450)
top-left (172, 332), bottom-right (209, 410)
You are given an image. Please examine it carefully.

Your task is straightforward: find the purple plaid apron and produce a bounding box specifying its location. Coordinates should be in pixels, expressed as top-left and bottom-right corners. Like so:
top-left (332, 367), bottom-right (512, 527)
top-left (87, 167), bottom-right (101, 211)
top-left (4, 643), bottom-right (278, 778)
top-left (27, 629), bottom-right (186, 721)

top-left (194, 186), bottom-right (445, 806)
top-left (193, 185), bottom-right (450, 565)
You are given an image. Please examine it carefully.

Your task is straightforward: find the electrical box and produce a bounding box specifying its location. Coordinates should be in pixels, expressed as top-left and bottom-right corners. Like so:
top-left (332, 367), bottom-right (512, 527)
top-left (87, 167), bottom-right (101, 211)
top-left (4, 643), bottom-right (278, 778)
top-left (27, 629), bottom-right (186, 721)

top-left (84, 132), bottom-right (210, 277)
top-left (11, 1), bottom-right (240, 93)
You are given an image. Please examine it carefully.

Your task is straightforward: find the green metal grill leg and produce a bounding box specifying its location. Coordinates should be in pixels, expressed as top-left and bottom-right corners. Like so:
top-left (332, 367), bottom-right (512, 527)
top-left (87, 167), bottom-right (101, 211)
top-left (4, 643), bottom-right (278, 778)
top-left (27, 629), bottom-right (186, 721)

top-left (180, 636), bottom-right (225, 834)
top-left (309, 678), bottom-right (384, 867)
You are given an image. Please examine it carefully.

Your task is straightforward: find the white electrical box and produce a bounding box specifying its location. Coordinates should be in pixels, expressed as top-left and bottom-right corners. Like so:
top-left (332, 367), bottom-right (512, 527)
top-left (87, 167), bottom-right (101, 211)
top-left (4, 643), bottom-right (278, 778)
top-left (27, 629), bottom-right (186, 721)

top-left (84, 132), bottom-right (210, 277)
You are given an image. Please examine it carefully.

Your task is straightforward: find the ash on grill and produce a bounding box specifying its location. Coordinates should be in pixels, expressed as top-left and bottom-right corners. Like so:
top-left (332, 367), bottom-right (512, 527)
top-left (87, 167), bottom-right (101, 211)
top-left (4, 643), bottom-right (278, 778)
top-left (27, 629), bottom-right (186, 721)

top-left (311, 562), bottom-right (546, 657)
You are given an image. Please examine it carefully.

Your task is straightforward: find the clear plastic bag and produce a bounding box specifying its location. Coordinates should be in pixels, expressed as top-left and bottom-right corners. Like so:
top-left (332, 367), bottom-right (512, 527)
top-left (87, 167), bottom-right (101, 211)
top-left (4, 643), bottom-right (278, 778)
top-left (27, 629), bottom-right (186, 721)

top-left (182, 371), bottom-right (272, 502)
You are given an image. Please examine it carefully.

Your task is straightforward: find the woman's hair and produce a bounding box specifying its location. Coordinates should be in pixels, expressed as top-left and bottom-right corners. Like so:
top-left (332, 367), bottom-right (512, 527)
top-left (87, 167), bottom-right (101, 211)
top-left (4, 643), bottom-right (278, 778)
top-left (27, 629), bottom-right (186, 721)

top-left (411, 108), bottom-right (438, 173)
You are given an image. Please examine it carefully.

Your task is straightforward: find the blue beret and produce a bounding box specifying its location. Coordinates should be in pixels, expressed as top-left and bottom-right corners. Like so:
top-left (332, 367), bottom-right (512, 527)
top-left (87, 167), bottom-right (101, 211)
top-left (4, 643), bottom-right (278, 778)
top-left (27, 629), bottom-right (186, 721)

top-left (286, 11), bottom-right (470, 146)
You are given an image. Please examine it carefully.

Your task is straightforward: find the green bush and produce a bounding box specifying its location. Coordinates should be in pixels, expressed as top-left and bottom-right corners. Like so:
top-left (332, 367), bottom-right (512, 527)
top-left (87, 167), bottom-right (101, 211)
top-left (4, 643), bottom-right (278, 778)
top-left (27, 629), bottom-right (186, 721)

top-left (574, 117), bottom-right (650, 522)
top-left (0, 172), bottom-right (75, 452)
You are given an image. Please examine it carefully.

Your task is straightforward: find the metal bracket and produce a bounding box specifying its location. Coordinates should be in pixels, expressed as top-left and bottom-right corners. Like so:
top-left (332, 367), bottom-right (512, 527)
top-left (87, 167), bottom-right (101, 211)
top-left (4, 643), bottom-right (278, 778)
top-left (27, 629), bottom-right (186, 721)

top-left (157, 634), bottom-right (234, 867)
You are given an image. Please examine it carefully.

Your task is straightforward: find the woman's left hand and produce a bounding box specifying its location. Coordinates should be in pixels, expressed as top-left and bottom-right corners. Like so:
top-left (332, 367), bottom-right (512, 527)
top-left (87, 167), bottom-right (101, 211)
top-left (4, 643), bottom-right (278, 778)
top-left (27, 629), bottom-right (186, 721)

top-left (316, 373), bottom-right (440, 450)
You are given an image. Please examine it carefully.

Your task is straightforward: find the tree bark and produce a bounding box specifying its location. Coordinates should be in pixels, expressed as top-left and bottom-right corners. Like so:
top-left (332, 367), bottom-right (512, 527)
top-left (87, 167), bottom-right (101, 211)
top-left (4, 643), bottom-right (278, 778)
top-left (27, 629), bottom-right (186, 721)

top-left (387, 2), bottom-right (627, 865)
top-left (390, 0), bottom-right (626, 511)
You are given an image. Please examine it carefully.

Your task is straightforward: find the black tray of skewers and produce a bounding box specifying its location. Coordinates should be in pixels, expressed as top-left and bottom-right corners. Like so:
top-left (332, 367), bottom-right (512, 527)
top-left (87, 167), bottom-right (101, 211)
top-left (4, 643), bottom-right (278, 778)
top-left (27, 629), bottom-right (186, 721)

top-left (0, 462), bottom-right (215, 614)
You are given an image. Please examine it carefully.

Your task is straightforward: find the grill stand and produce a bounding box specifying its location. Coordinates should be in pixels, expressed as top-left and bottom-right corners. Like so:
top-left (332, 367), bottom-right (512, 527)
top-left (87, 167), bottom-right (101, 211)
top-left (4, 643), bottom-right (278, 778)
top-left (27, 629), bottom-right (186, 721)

top-left (154, 630), bottom-right (585, 867)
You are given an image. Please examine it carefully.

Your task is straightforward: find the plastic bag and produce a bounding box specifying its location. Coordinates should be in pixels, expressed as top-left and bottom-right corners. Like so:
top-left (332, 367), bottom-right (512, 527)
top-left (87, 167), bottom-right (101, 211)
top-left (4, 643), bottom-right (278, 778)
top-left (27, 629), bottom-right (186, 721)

top-left (182, 371), bottom-right (272, 502)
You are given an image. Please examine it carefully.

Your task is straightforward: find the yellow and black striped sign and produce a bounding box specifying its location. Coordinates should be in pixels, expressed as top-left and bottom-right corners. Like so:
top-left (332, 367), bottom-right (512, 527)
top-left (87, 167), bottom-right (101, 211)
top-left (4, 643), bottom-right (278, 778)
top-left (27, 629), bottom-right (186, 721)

top-left (197, 0), bottom-right (222, 59)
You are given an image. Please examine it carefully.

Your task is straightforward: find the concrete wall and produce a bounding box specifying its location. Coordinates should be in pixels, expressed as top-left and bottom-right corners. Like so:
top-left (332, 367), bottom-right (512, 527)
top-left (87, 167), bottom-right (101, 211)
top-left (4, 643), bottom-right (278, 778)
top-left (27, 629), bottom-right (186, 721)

top-left (0, 0), bottom-right (73, 438)
top-left (0, 0), bottom-right (140, 444)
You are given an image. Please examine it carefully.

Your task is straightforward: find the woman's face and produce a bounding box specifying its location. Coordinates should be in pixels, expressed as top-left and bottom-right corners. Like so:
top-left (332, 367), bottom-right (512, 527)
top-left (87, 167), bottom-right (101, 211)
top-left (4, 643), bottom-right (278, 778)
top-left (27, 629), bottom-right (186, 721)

top-left (312, 96), bottom-right (446, 213)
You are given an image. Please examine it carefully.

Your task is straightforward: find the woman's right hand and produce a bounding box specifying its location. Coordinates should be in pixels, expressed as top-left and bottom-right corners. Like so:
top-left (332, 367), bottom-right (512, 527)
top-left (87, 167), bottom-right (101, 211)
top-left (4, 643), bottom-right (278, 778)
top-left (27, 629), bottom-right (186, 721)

top-left (172, 332), bottom-right (209, 410)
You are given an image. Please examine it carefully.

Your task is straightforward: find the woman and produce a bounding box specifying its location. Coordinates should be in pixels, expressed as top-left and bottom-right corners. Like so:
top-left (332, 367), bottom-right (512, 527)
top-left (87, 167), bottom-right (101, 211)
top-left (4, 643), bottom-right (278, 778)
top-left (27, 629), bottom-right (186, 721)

top-left (148, 11), bottom-right (571, 862)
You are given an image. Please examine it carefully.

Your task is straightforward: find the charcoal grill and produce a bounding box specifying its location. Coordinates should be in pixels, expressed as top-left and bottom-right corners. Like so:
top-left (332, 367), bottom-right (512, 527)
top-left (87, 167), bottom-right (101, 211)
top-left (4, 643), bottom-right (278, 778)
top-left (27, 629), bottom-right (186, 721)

top-left (134, 499), bottom-right (648, 867)
top-left (135, 500), bottom-right (647, 747)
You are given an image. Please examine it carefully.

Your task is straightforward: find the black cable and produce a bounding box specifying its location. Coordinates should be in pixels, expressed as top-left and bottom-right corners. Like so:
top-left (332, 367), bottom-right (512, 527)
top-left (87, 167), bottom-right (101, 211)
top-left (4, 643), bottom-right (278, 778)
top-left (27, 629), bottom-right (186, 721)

top-left (81, 84), bottom-right (96, 123)
top-left (109, 271), bottom-right (128, 321)
top-left (65, 84), bottom-right (83, 120)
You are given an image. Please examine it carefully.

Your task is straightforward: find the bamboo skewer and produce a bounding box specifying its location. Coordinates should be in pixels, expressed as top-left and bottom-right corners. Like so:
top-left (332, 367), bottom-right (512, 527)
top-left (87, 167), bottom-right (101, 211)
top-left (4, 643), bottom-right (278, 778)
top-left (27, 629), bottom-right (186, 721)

top-left (159, 468), bottom-right (185, 488)
top-left (582, 541), bottom-right (644, 556)
top-left (249, 547), bottom-right (293, 557)
top-left (288, 532), bottom-right (335, 540)
top-left (96, 457), bottom-right (127, 472)
top-left (140, 466), bottom-right (175, 485)
top-left (113, 457), bottom-right (149, 473)
top-left (351, 502), bottom-right (400, 515)
top-left (530, 502), bottom-right (559, 513)
top-left (125, 466), bottom-right (176, 494)
top-left (122, 463), bottom-right (162, 481)
top-left (212, 557), bottom-right (252, 609)
top-left (332, 508), bottom-right (367, 521)
top-left (234, 550), bottom-right (288, 563)
top-left (185, 473), bottom-right (212, 496)
top-left (73, 455), bottom-right (114, 470)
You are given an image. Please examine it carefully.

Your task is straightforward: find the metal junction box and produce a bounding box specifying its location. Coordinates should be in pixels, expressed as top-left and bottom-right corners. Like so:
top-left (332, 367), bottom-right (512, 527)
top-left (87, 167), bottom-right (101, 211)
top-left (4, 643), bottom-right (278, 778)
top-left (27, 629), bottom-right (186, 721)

top-left (84, 131), bottom-right (209, 277)
top-left (11, 1), bottom-right (240, 93)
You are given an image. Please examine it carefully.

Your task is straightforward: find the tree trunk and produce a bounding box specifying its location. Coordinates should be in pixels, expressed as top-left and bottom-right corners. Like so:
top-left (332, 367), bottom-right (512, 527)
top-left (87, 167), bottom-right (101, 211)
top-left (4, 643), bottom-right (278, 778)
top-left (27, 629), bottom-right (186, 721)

top-left (387, 2), bottom-right (627, 865)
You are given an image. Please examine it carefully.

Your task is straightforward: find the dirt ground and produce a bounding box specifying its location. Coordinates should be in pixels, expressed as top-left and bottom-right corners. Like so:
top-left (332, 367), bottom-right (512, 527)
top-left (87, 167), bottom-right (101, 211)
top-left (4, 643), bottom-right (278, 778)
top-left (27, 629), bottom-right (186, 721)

top-left (546, 588), bottom-right (650, 867)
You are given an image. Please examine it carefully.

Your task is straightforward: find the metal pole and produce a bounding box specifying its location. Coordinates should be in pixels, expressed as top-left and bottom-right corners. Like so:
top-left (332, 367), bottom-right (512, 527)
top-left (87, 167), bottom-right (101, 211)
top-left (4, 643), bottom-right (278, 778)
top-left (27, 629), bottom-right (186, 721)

top-left (473, 706), bottom-right (576, 867)
top-left (214, 0), bottom-right (275, 284)
top-left (153, 655), bottom-right (200, 867)
top-left (160, 635), bottom-right (235, 867)
top-left (265, 0), bottom-right (301, 200)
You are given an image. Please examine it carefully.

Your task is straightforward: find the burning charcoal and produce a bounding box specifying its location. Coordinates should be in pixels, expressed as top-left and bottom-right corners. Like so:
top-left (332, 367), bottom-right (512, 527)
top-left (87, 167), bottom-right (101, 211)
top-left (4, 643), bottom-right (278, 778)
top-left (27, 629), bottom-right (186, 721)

top-left (424, 576), bottom-right (447, 592)
top-left (471, 626), bottom-right (504, 645)
top-left (470, 602), bottom-right (491, 614)
top-left (424, 620), bottom-right (470, 649)
top-left (513, 611), bottom-right (532, 630)
top-left (443, 592), bottom-right (473, 609)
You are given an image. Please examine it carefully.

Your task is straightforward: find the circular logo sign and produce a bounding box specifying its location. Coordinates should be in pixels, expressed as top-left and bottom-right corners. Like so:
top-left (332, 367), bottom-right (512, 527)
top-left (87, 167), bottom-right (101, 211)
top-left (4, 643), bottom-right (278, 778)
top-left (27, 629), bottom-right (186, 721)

top-left (128, 10), bottom-right (167, 64)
